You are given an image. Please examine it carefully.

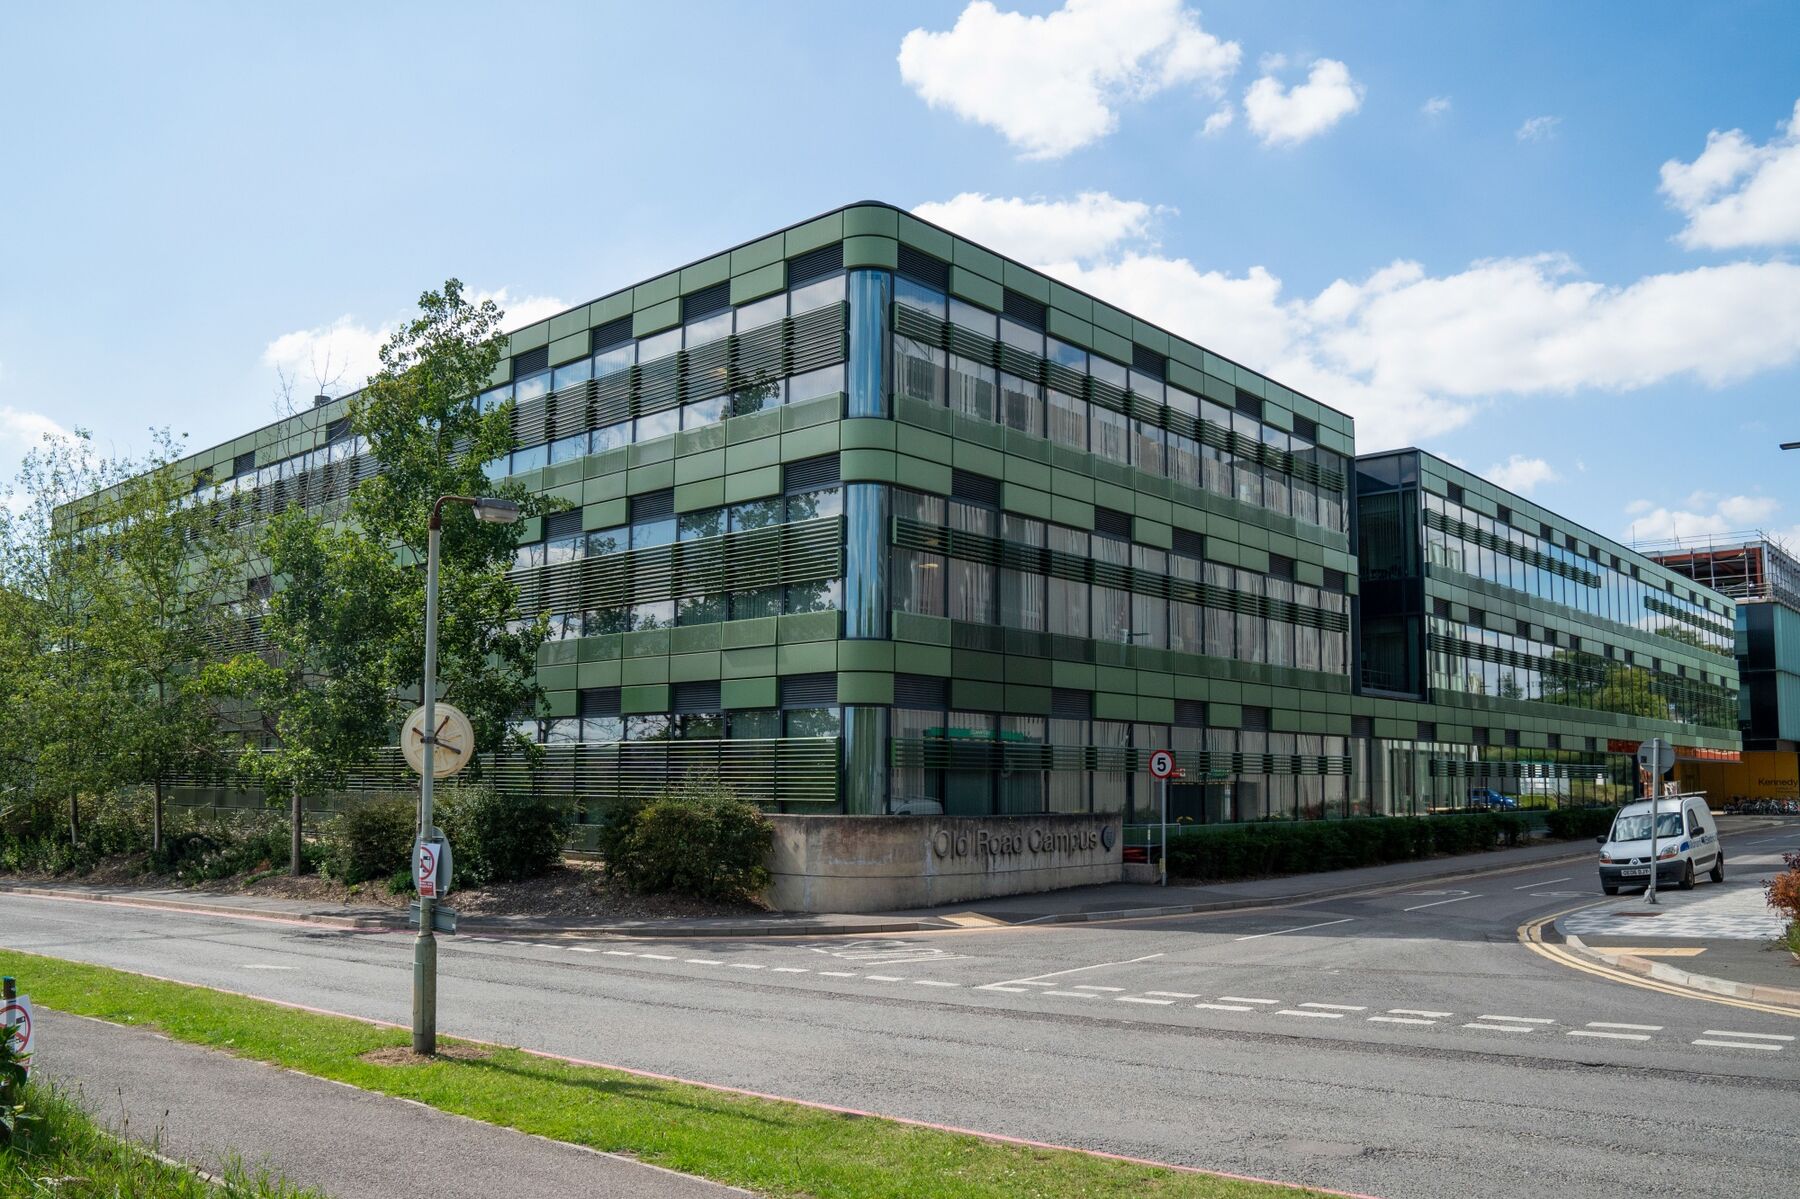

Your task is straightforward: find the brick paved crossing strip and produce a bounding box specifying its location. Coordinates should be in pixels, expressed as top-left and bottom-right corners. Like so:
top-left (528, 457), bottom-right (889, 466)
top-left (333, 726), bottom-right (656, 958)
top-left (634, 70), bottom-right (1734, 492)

top-left (36, 1010), bottom-right (745, 1199)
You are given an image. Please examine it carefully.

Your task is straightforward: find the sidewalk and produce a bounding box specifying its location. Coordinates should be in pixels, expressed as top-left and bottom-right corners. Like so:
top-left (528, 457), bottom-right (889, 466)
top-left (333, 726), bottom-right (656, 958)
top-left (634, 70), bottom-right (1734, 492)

top-left (35, 1008), bottom-right (744, 1199)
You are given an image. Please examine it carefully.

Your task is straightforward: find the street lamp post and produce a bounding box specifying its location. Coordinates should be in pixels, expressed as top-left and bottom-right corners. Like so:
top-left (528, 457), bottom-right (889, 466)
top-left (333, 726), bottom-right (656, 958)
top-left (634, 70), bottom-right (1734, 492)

top-left (413, 494), bottom-right (520, 1056)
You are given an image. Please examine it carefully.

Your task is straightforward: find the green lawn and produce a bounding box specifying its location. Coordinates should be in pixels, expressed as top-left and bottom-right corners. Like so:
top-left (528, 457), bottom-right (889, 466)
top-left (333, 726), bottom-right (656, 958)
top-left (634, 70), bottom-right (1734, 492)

top-left (0, 950), bottom-right (1339, 1199)
top-left (2, 1082), bottom-right (324, 1198)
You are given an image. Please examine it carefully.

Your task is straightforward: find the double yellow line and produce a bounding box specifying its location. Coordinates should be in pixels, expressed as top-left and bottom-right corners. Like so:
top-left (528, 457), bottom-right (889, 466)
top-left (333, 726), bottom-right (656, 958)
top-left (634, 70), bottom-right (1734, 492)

top-left (1518, 904), bottom-right (1800, 1019)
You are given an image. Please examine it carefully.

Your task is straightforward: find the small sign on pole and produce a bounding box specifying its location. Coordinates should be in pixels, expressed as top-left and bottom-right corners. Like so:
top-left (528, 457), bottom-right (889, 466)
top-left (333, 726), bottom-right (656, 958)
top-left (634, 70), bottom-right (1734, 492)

top-left (414, 835), bottom-right (453, 900)
top-left (2, 994), bottom-right (34, 1077)
top-left (1148, 751), bottom-right (1182, 887)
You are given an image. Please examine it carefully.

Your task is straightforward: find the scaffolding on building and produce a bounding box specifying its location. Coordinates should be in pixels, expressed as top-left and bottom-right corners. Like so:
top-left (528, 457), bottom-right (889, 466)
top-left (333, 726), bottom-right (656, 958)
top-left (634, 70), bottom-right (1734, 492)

top-left (1636, 529), bottom-right (1800, 610)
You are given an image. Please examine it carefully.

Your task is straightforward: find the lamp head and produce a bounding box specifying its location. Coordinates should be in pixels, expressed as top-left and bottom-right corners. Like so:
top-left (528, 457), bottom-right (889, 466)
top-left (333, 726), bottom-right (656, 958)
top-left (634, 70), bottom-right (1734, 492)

top-left (471, 497), bottom-right (522, 524)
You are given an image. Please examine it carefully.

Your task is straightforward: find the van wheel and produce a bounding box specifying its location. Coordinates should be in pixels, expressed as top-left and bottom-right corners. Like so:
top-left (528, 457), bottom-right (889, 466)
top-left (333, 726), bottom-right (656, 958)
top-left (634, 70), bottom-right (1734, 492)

top-left (1710, 853), bottom-right (1724, 883)
top-left (1602, 884), bottom-right (1619, 895)
top-left (1678, 862), bottom-right (1695, 891)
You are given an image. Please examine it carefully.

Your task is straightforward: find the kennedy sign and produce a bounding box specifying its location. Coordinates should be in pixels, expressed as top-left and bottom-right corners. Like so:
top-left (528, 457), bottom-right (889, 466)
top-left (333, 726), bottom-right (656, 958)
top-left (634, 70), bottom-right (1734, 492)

top-left (929, 821), bottom-right (1115, 865)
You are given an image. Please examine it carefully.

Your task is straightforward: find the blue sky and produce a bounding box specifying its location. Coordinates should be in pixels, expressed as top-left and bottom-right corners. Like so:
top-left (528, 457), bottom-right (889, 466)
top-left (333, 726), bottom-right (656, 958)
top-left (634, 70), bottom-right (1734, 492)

top-left (3, 1), bottom-right (1798, 548)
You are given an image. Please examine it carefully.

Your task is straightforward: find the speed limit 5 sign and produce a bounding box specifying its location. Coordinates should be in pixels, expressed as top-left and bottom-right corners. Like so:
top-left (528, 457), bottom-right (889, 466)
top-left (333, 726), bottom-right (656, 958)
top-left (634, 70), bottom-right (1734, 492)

top-left (1149, 749), bottom-right (1177, 779)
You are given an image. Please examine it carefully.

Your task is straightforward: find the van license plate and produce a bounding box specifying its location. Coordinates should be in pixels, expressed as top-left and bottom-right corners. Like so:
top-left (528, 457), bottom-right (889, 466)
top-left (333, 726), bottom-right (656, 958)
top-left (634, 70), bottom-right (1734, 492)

top-left (1620, 868), bottom-right (1650, 877)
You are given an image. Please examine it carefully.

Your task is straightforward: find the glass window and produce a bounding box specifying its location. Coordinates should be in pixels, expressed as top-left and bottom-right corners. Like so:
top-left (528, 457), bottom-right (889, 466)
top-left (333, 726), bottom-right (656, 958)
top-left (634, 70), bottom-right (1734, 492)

top-left (678, 593), bottom-right (728, 626)
top-left (593, 343), bottom-right (634, 378)
top-left (586, 527), bottom-right (626, 557)
top-left (788, 364), bottom-right (844, 404)
top-left (894, 547), bottom-right (945, 616)
top-left (684, 311), bottom-right (732, 348)
top-left (514, 370), bottom-right (550, 403)
top-left (729, 498), bottom-right (785, 531)
top-left (731, 586), bottom-right (782, 620)
top-left (1048, 388), bottom-right (1086, 450)
top-left (546, 534), bottom-right (583, 565)
top-left (552, 358), bottom-right (591, 391)
top-left (894, 276), bottom-right (945, 316)
top-left (729, 709), bottom-right (780, 739)
top-left (787, 487), bottom-right (842, 522)
top-left (786, 577), bottom-right (842, 614)
top-left (732, 372), bottom-right (783, 416)
top-left (1090, 404), bottom-right (1129, 465)
top-left (625, 715), bottom-right (672, 741)
top-left (682, 395), bottom-right (728, 429)
top-left (948, 354), bottom-right (996, 422)
top-left (478, 384), bottom-right (512, 413)
top-left (589, 422), bottom-right (629, 455)
top-left (630, 600), bottom-right (674, 631)
top-left (637, 329), bottom-right (680, 362)
top-left (1089, 355), bottom-right (1128, 390)
top-left (679, 509), bottom-right (724, 541)
top-left (948, 298), bottom-right (996, 337)
top-left (789, 276), bottom-right (845, 315)
top-left (631, 517), bottom-right (676, 549)
top-left (583, 607), bottom-right (628, 636)
top-left (735, 294), bottom-right (786, 332)
top-left (513, 541), bottom-right (545, 570)
top-left (543, 718), bottom-right (581, 744)
top-left (1046, 338), bottom-right (1086, 371)
top-left (548, 432), bottom-right (587, 465)
top-left (581, 715), bottom-right (623, 743)
top-left (785, 707), bottom-right (841, 737)
top-left (635, 408), bottom-right (679, 442)
top-left (1000, 373), bottom-right (1043, 437)
top-left (510, 443), bottom-right (547, 475)
top-left (947, 503), bottom-right (995, 624)
top-left (999, 317), bottom-right (1041, 355)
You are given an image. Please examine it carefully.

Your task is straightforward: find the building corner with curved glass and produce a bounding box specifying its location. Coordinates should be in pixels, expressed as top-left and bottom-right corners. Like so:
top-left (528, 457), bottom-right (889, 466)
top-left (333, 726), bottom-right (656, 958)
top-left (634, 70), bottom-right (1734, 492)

top-left (143, 202), bottom-right (1741, 840)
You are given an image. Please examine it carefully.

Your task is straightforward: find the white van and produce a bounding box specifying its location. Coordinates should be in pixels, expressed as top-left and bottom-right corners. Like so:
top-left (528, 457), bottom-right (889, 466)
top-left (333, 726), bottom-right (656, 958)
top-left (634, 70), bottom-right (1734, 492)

top-left (1596, 795), bottom-right (1723, 895)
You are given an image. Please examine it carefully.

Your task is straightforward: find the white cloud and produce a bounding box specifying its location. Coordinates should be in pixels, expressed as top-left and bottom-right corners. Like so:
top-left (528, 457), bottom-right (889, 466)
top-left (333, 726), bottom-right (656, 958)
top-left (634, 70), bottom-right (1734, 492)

top-left (1422, 96), bottom-right (1451, 117)
top-left (1623, 493), bottom-right (1781, 544)
top-left (262, 287), bottom-right (567, 398)
top-left (911, 192), bottom-right (1159, 264)
top-left (1517, 115), bottom-right (1560, 141)
top-left (897, 0), bottom-right (1241, 159)
top-left (1201, 107), bottom-right (1235, 136)
top-left (914, 193), bottom-right (1800, 450)
top-left (1659, 97), bottom-right (1800, 249)
top-left (1484, 455), bottom-right (1558, 495)
top-left (1243, 58), bottom-right (1363, 146)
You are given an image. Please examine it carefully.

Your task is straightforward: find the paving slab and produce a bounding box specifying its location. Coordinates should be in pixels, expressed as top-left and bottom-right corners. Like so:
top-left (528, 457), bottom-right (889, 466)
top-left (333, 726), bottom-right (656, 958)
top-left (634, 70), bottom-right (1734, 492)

top-left (34, 1008), bottom-right (745, 1199)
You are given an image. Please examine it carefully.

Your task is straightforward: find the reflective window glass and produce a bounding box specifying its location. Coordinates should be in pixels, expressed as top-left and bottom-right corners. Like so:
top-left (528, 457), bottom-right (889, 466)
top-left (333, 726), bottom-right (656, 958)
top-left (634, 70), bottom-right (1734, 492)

top-left (552, 359), bottom-right (592, 391)
top-left (789, 276), bottom-right (845, 315)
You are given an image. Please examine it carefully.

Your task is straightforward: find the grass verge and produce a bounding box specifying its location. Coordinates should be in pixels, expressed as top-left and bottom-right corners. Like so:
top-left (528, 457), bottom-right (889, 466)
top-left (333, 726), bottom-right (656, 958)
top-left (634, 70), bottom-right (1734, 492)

top-left (0, 950), bottom-right (1341, 1199)
top-left (2, 1082), bottom-right (323, 1198)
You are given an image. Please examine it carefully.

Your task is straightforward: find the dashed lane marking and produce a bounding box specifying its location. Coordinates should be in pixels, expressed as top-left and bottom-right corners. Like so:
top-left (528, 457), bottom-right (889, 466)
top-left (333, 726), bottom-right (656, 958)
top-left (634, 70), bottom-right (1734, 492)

top-left (1588, 1022), bottom-right (1661, 1031)
top-left (1403, 894), bottom-right (1481, 912)
top-left (983, 985), bottom-right (1029, 993)
top-left (1117, 996), bottom-right (1175, 1006)
top-left (817, 971), bottom-right (856, 977)
top-left (1389, 1009), bottom-right (1453, 1018)
top-left (1146, 992), bottom-right (1200, 999)
top-left (684, 959), bottom-right (723, 966)
top-left (1463, 1023), bottom-right (1538, 1033)
top-left (1702, 1030), bottom-right (1792, 1041)
top-left (1569, 1030), bottom-right (1650, 1041)
top-left (1480, 1015), bottom-right (1554, 1024)
top-left (602, 950), bottom-right (635, 957)
top-left (728, 963), bottom-right (764, 970)
top-left (1277, 1009), bottom-right (1344, 1019)
top-left (914, 980), bottom-right (960, 988)
top-left (864, 975), bottom-right (904, 982)
top-left (1300, 1002), bottom-right (1366, 1012)
top-left (770, 967), bottom-right (809, 973)
top-left (1694, 1039), bottom-right (1783, 1051)
top-left (1218, 996), bottom-right (1280, 1005)
top-left (1232, 917), bottom-right (1354, 942)
top-left (1516, 877), bottom-right (1571, 889)
top-left (638, 954), bottom-right (674, 961)
top-left (1369, 1016), bottom-right (1436, 1025)
top-left (1072, 985), bottom-right (1125, 992)
top-left (1196, 1003), bottom-right (1255, 1012)
top-left (1044, 991), bottom-right (1098, 999)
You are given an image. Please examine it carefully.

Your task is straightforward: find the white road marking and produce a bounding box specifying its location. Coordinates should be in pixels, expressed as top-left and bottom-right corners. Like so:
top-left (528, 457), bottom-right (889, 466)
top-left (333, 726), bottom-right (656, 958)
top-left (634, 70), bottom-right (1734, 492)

top-left (770, 967), bottom-right (809, 973)
top-left (1218, 996), bottom-right (1281, 1005)
top-left (913, 979), bottom-right (960, 988)
top-left (237, 964), bottom-right (296, 971)
top-left (983, 985), bottom-right (1029, 993)
top-left (865, 974), bottom-right (904, 982)
top-left (1277, 1009), bottom-right (1343, 1019)
top-left (1117, 996), bottom-right (1175, 1005)
top-left (1146, 992), bottom-right (1201, 999)
top-left (567, 947), bottom-right (596, 954)
top-left (685, 958), bottom-right (723, 966)
top-left (1403, 894), bottom-right (1481, 912)
top-left (817, 970), bottom-right (856, 977)
top-left (1569, 1030), bottom-right (1650, 1041)
top-left (1045, 990), bottom-right (1098, 999)
top-left (1588, 1022), bottom-right (1662, 1031)
top-left (1300, 1002), bottom-right (1367, 1012)
top-left (1369, 1016), bottom-right (1436, 1025)
top-left (1516, 877), bottom-right (1571, 889)
top-left (728, 963), bottom-right (764, 970)
top-left (638, 954), bottom-right (674, 961)
top-left (1233, 917), bottom-right (1354, 942)
top-left (984, 952), bottom-right (1166, 990)
top-left (1693, 1039), bottom-right (1782, 1051)
top-left (1072, 985), bottom-right (1125, 992)
top-left (1702, 1030), bottom-right (1793, 1041)
top-left (1463, 1023), bottom-right (1538, 1032)
top-left (1480, 1015), bottom-right (1554, 1024)
top-left (1390, 1008), bottom-right (1454, 1018)
top-left (603, 950), bottom-right (636, 957)
top-left (1195, 1003), bottom-right (1255, 1012)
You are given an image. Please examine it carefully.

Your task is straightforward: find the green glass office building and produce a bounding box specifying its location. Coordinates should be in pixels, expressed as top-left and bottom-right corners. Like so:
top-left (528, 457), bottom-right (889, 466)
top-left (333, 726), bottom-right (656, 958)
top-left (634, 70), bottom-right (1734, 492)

top-left (143, 203), bottom-right (1741, 837)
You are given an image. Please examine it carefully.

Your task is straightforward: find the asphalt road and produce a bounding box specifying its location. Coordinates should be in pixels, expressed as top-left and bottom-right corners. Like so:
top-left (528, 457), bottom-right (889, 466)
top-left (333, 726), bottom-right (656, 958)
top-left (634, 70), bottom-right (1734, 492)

top-left (4, 825), bottom-right (1796, 1199)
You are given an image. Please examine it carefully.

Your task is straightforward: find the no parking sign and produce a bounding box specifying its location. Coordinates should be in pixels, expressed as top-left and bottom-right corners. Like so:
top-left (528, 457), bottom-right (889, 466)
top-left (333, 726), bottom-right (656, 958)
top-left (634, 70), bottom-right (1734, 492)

top-left (2, 995), bottom-right (33, 1076)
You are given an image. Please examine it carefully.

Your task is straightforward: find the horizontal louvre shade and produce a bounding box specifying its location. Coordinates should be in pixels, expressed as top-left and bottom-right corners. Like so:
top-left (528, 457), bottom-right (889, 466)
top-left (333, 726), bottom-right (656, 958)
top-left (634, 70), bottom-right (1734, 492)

top-left (1424, 509), bottom-right (1601, 587)
top-left (890, 740), bottom-right (1350, 777)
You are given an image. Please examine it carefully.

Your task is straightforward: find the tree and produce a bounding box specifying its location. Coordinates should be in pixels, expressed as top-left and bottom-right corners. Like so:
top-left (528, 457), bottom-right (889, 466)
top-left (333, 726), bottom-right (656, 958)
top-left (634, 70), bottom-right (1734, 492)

top-left (86, 432), bottom-right (255, 852)
top-left (349, 278), bottom-right (544, 765)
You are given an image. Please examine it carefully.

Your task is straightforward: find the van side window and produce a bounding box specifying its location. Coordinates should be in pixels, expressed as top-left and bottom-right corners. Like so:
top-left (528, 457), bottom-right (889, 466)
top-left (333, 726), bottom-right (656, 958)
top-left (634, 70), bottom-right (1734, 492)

top-left (1686, 809), bottom-right (1703, 836)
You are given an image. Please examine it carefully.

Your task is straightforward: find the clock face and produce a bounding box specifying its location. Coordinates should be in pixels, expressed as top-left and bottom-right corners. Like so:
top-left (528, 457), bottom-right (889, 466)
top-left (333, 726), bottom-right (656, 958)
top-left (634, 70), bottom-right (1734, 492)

top-left (402, 703), bottom-right (476, 779)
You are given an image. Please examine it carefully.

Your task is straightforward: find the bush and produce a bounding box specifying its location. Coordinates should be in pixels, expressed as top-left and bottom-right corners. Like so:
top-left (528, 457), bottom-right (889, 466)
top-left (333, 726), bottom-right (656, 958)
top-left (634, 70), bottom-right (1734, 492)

top-left (436, 784), bottom-right (569, 888)
top-left (325, 795), bottom-right (416, 885)
top-left (605, 774), bottom-right (771, 902)
top-left (1765, 850), bottom-right (1800, 956)
top-left (1165, 812), bottom-right (1528, 884)
top-left (1544, 806), bottom-right (1618, 841)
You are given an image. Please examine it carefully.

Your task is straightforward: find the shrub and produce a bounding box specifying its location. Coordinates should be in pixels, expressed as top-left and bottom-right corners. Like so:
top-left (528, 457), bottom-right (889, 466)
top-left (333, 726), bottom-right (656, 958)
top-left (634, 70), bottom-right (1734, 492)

top-left (1166, 812), bottom-right (1525, 883)
top-left (1765, 850), bottom-right (1800, 956)
top-left (606, 774), bottom-right (771, 902)
top-left (325, 795), bottom-right (417, 885)
top-left (1544, 806), bottom-right (1618, 841)
top-left (436, 784), bottom-right (569, 888)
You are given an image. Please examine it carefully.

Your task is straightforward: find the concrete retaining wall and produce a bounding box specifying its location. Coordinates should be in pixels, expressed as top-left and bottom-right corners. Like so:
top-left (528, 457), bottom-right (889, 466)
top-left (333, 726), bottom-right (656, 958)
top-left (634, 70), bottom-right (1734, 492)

top-left (763, 813), bottom-right (1123, 913)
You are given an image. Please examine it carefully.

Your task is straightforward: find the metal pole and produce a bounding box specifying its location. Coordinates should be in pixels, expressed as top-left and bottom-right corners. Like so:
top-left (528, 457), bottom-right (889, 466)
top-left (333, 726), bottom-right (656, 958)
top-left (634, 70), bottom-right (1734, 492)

top-left (1645, 738), bottom-right (1660, 907)
top-left (412, 509), bottom-right (442, 1055)
top-left (1160, 776), bottom-right (1169, 887)
top-left (2, 977), bottom-right (13, 1003)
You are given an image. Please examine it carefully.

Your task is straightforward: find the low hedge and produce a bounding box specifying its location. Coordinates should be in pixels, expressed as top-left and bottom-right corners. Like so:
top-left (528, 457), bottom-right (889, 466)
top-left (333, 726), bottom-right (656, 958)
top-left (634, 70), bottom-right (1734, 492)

top-left (1543, 806), bottom-right (1619, 841)
top-left (1165, 811), bottom-right (1531, 883)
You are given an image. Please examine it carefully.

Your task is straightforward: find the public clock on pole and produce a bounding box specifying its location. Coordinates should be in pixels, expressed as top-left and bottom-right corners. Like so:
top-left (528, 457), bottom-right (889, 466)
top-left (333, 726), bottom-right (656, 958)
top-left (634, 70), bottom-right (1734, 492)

top-left (401, 702), bottom-right (476, 779)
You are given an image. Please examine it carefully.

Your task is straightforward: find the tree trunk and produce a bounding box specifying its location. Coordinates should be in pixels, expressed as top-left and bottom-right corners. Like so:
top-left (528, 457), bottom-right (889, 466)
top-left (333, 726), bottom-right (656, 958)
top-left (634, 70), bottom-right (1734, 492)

top-left (290, 782), bottom-right (303, 876)
top-left (153, 775), bottom-right (164, 855)
top-left (68, 794), bottom-right (79, 848)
